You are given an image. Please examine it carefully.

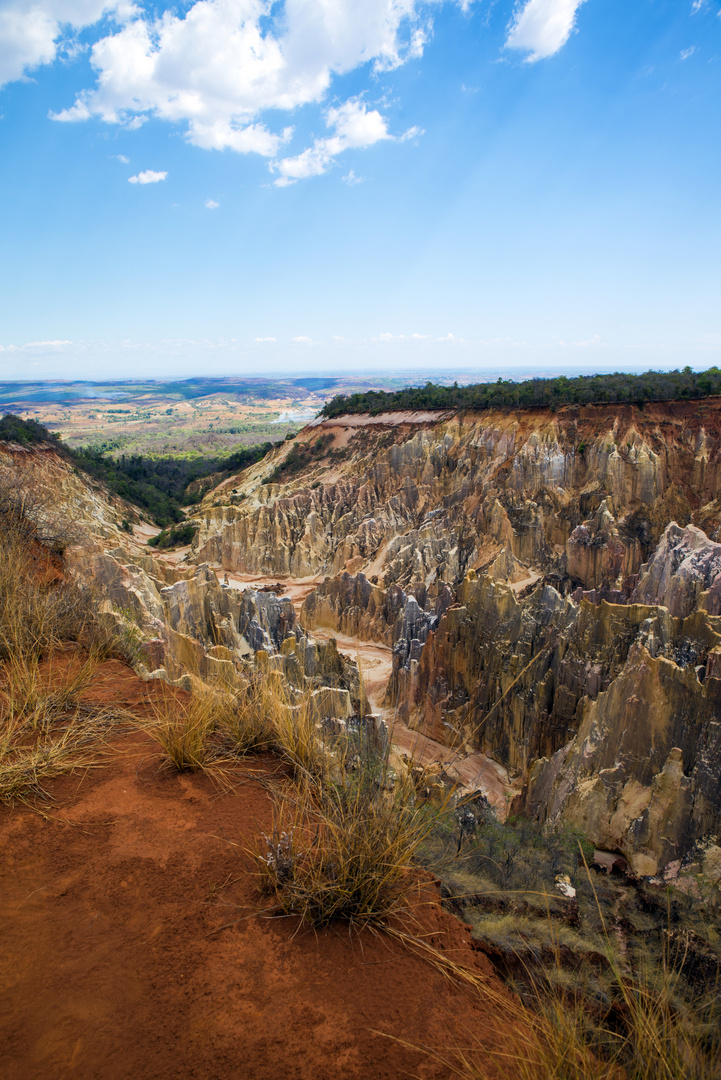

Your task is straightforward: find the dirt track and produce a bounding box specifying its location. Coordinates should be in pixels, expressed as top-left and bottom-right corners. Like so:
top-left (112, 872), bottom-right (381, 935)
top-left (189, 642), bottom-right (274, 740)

top-left (0, 661), bottom-right (512, 1080)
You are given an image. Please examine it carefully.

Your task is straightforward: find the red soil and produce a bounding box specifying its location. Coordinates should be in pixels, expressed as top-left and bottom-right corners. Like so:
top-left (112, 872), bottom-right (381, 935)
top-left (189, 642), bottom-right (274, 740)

top-left (25, 536), bottom-right (65, 586)
top-left (1, 661), bottom-right (514, 1080)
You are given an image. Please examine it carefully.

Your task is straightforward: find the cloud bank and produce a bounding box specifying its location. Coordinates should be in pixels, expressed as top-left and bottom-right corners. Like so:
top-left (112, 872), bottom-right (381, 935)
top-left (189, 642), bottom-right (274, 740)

top-left (45, 0), bottom-right (443, 165)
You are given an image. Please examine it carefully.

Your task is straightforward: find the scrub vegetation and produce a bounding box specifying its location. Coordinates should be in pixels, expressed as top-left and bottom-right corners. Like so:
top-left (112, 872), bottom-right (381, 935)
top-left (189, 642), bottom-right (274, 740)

top-left (321, 365), bottom-right (721, 418)
top-left (413, 804), bottom-right (721, 1079)
top-left (262, 433), bottom-right (334, 484)
top-left (0, 483), bottom-right (125, 804)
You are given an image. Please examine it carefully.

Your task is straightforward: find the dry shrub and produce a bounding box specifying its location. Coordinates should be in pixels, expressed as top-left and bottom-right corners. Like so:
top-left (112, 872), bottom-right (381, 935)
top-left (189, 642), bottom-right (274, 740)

top-left (254, 745), bottom-right (451, 929)
top-left (146, 678), bottom-right (270, 773)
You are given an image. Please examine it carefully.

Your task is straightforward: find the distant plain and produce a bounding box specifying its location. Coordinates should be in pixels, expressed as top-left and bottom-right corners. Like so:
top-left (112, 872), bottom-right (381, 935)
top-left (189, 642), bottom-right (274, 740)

top-left (0, 372), bottom-right (483, 456)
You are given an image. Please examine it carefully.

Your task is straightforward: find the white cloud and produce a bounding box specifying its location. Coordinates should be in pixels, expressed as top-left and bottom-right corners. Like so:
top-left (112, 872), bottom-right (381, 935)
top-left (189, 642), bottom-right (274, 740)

top-left (33, 1), bottom-right (461, 178)
top-left (115, 152), bottom-right (129, 163)
top-left (0, 1), bottom-right (136, 88)
top-left (272, 97), bottom-right (414, 185)
top-left (24, 339), bottom-right (72, 347)
top-left (691, 1), bottom-right (707, 12)
top-left (128, 168), bottom-right (166, 183)
top-left (506, 0), bottom-right (586, 62)
top-left (680, 46), bottom-right (696, 60)
top-left (254, 336), bottom-right (276, 342)
top-left (292, 336), bottom-right (313, 344)
top-left (377, 331), bottom-right (428, 342)
top-left (205, 198), bottom-right (219, 208)
top-left (342, 169), bottom-right (363, 185)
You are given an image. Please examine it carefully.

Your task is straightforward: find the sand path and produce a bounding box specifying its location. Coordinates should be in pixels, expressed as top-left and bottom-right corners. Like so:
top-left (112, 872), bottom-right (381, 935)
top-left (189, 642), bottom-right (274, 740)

top-left (304, 630), bottom-right (516, 817)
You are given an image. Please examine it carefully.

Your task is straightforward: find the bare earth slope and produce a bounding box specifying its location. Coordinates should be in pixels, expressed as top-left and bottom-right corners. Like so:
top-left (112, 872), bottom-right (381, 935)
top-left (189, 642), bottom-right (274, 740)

top-left (0, 664), bottom-right (506, 1080)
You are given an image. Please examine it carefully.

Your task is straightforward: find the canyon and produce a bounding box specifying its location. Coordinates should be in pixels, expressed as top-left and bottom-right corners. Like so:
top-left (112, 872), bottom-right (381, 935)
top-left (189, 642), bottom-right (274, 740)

top-left (4, 398), bottom-right (721, 879)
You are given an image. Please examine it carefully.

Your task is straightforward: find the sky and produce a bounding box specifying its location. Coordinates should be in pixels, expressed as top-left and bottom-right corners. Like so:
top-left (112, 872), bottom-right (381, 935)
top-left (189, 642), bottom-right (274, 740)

top-left (0, 0), bottom-right (719, 380)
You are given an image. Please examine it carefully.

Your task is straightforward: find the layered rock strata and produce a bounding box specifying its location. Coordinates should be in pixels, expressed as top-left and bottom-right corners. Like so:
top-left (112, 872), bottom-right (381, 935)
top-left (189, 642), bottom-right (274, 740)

top-left (194, 401), bottom-right (721, 597)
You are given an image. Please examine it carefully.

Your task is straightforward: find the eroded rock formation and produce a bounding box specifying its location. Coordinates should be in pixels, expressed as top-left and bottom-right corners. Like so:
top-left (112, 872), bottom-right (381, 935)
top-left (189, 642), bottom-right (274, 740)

top-left (194, 402), bottom-right (721, 597)
top-left (9, 396), bottom-right (721, 877)
top-left (0, 440), bottom-right (361, 713)
top-left (193, 402), bottom-right (721, 874)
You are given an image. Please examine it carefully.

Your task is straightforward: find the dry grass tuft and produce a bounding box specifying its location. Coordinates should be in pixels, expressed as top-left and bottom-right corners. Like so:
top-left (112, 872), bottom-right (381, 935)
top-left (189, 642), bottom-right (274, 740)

top-left (261, 677), bottom-right (327, 781)
top-left (218, 678), bottom-right (276, 756)
top-left (254, 729), bottom-right (450, 929)
top-left (0, 712), bottom-right (119, 804)
top-left (0, 652), bottom-right (134, 804)
top-left (149, 691), bottom-right (218, 772)
top-left (146, 673), bottom-right (330, 779)
top-left (1, 652), bottom-right (100, 730)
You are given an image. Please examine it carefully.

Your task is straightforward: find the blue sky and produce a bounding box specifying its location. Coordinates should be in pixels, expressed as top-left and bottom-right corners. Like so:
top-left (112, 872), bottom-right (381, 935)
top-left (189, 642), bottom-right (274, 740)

top-left (0, 0), bottom-right (719, 379)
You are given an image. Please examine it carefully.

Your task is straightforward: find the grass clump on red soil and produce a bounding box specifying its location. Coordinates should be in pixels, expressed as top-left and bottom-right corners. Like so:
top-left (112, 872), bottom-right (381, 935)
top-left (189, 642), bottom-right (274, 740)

top-left (147, 673), bottom-right (328, 779)
top-left (253, 702), bottom-right (452, 929)
top-left (255, 781), bottom-right (442, 929)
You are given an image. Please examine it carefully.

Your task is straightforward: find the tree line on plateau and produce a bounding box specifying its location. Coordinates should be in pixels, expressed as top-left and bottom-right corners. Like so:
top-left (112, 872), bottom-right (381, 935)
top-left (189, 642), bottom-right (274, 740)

top-left (321, 367), bottom-right (721, 418)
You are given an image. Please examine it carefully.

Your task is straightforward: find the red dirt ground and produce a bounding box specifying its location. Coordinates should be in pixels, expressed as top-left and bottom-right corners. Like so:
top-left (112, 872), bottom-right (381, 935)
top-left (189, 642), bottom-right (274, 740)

top-left (1, 661), bottom-right (515, 1080)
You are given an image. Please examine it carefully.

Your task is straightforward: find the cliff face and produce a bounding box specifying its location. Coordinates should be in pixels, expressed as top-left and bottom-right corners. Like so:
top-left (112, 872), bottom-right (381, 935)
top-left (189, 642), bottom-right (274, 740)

top-left (194, 401), bottom-right (721, 595)
top-left (195, 401), bottom-right (721, 874)
top-left (0, 442), bottom-right (360, 712)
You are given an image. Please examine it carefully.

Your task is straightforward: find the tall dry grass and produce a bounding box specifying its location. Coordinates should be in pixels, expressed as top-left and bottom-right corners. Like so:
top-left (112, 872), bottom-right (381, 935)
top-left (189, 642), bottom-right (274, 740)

top-left (250, 682), bottom-right (452, 928)
top-left (410, 953), bottom-right (720, 1080)
top-left (147, 672), bottom-right (329, 780)
top-left (0, 495), bottom-right (124, 803)
top-left (0, 648), bottom-right (133, 805)
top-left (0, 493), bottom-right (110, 662)
top-left (393, 861), bottom-right (720, 1080)
top-left (255, 777), bottom-right (444, 928)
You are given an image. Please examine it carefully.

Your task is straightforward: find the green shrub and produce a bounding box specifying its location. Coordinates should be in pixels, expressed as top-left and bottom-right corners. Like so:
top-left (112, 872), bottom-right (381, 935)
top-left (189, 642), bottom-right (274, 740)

top-left (147, 522), bottom-right (197, 549)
